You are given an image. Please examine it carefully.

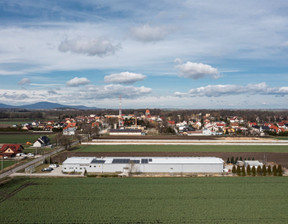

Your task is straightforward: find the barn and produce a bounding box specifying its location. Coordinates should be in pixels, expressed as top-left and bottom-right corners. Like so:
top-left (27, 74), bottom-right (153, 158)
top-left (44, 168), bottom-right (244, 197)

top-left (62, 157), bottom-right (224, 174)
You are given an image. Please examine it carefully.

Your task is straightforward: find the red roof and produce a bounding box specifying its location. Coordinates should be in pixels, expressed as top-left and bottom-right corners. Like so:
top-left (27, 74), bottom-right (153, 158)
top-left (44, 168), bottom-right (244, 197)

top-left (0, 144), bottom-right (23, 156)
top-left (168, 121), bottom-right (175, 125)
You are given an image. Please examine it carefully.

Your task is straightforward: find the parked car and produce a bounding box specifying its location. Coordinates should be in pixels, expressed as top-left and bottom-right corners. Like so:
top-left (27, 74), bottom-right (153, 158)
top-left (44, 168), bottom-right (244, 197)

top-left (41, 167), bottom-right (53, 172)
top-left (49, 164), bottom-right (59, 168)
top-left (27, 153), bottom-right (34, 157)
top-left (16, 153), bottom-right (27, 157)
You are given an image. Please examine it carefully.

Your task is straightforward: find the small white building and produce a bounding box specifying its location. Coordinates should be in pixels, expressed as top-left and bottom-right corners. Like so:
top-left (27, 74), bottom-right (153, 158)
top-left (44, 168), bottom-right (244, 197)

top-left (32, 136), bottom-right (51, 148)
top-left (62, 157), bottom-right (224, 174)
top-left (63, 127), bottom-right (77, 136)
top-left (244, 160), bottom-right (263, 168)
top-left (109, 129), bottom-right (143, 136)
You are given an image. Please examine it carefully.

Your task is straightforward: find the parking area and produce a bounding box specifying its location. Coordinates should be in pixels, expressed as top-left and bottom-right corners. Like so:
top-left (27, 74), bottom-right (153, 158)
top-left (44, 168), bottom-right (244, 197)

top-left (10, 165), bottom-right (84, 177)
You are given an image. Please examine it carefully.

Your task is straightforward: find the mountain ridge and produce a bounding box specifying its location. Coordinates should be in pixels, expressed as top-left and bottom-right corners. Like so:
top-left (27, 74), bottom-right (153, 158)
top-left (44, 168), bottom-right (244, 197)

top-left (0, 101), bottom-right (99, 110)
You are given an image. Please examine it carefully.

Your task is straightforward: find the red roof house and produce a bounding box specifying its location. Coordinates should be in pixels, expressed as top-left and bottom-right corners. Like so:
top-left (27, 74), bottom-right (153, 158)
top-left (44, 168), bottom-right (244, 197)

top-left (0, 144), bottom-right (23, 157)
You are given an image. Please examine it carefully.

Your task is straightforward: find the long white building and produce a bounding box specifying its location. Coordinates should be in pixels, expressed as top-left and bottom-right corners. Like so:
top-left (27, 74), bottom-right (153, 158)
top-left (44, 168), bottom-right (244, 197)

top-left (62, 157), bottom-right (224, 174)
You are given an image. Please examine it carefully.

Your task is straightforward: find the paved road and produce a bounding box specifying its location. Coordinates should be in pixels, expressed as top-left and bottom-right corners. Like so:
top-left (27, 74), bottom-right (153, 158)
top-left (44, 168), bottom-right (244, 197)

top-left (0, 140), bottom-right (79, 180)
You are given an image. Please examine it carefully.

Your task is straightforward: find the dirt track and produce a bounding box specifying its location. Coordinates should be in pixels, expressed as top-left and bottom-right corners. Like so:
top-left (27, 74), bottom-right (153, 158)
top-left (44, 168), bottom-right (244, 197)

top-left (53, 151), bottom-right (288, 168)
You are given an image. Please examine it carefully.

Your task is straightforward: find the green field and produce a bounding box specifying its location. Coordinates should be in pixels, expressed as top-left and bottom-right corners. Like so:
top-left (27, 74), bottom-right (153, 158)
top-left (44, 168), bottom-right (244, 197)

top-left (0, 134), bottom-right (56, 144)
top-left (0, 160), bottom-right (15, 170)
top-left (73, 144), bottom-right (288, 152)
top-left (1, 177), bottom-right (288, 223)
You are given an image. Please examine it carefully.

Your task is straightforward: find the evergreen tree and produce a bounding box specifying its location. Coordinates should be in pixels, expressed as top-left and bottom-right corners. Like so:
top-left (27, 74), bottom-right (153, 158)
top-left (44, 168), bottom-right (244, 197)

top-left (273, 165), bottom-right (277, 176)
top-left (235, 157), bottom-right (239, 163)
top-left (247, 165), bottom-right (251, 176)
top-left (257, 166), bottom-right (262, 176)
top-left (237, 166), bottom-right (241, 176)
top-left (252, 166), bottom-right (256, 176)
top-left (252, 157), bottom-right (255, 160)
top-left (232, 165), bottom-right (236, 174)
top-left (240, 157), bottom-right (243, 161)
top-left (278, 165), bottom-right (283, 176)
top-left (248, 157), bottom-right (251, 160)
top-left (242, 166), bottom-right (246, 176)
top-left (231, 156), bottom-right (235, 164)
top-left (267, 165), bottom-right (272, 176)
top-left (226, 157), bottom-right (230, 164)
top-left (262, 165), bottom-right (267, 176)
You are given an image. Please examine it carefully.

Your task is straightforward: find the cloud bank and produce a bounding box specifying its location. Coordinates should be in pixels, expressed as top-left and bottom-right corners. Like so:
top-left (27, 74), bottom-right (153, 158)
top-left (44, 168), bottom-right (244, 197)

top-left (176, 61), bottom-right (220, 80)
top-left (66, 77), bottom-right (90, 87)
top-left (131, 24), bottom-right (171, 42)
top-left (58, 37), bottom-right (120, 57)
top-left (104, 72), bottom-right (146, 84)
top-left (82, 84), bottom-right (152, 99)
top-left (175, 82), bottom-right (288, 97)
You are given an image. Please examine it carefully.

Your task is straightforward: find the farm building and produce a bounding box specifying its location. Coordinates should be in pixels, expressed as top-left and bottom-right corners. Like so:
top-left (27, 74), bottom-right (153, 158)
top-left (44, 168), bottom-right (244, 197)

top-left (62, 157), bottom-right (224, 174)
top-left (33, 136), bottom-right (51, 148)
top-left (109, 129), bottom-right (144, 136)
top-left (244, 160), bottom-right (263, 168)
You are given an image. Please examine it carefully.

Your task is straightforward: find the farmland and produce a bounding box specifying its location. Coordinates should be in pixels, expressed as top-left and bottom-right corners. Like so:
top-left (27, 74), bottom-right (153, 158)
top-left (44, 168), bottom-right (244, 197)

top-left (0, 133), bottom-right (56, 144)
top-left (0, 160), bottom-right (15, 170)
top-left (73, 144), bottom-right (288, 153)
top-left (1, 177), bottom-right (288, 223)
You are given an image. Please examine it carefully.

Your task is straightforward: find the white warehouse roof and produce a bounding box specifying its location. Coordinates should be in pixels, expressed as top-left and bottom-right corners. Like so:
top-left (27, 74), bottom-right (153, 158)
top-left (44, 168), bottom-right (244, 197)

top-left (63, 157), bottom-right (224, 165)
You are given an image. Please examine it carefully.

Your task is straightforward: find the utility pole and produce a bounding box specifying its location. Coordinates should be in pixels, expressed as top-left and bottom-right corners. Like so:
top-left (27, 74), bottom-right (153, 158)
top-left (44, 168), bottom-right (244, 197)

top-left (119, 95), bottom-right (123, 127)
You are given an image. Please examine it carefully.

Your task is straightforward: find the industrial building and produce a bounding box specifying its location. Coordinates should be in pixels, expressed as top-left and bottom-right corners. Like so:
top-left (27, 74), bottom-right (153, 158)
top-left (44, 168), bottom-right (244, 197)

top-left (62, 157), bottom-right (224, 174)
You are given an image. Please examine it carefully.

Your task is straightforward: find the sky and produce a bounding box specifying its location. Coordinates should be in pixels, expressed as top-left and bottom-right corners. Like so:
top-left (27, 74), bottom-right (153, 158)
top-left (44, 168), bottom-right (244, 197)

top-left (1, 0), bottom-right (288, 109)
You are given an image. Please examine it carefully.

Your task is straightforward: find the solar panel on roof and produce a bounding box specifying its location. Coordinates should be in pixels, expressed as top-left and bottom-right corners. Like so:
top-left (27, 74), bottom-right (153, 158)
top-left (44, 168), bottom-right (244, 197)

top-left (91, 159), bottom-right (105, 164)
top-left (130, 160), bottom-right (140, 164)
top-left (112, 159), bottom-right (130, 164)
top-left (141, 159), bottom-right (148, 164)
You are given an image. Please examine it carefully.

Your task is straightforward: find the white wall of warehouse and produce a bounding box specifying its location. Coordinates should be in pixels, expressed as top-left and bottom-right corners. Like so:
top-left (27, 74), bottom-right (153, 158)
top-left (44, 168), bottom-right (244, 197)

top-left (62, 163), bottom-right (223, 173)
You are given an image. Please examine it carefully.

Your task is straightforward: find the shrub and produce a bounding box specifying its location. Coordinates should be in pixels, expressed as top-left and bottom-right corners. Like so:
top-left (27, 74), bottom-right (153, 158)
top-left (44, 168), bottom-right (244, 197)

top-left (257, 166), bottom-right (262, 176)
top-left (262, 165), bottom-right (267, 176)
top-left (267, 165), bottom-right (272, 176)
top-left (278, 165), bottom-right (283, 176)
top-left (237, 166), bottom-right (241, 176)
top-left (226, 157), bottom-right (230, 164)
top-left (247, 165), bottom-right (251, 176)
top-left (252, 166), bottom-right (256, 176)
top-left (273, 165), bottom-right (277, 176)
top-left (232, 165), bottom-right (236, 174)
top-left (242, 166), bottom-right (246, 176)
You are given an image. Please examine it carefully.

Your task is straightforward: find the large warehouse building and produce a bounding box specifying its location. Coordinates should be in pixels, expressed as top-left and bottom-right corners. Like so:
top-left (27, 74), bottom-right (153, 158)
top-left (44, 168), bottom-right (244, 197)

top-left (62, 157), bottom-right (224, 174)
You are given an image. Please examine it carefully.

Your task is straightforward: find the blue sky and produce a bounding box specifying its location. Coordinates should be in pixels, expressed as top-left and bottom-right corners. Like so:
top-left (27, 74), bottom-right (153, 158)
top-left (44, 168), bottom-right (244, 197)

top-left (1, 0), bottom-right (288, 109)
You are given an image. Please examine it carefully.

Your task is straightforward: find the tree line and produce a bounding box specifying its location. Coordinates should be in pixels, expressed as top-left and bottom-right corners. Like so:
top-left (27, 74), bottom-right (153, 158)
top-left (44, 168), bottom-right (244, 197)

top-left (232, 165), bottom-right (283, 176)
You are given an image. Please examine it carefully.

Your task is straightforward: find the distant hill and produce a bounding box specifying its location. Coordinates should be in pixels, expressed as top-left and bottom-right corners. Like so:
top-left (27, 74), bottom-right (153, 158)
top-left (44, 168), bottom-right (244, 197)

top-left (0, 103), bottom-right (17, 109)
top-left (0, 101), bottom-right (99, 110)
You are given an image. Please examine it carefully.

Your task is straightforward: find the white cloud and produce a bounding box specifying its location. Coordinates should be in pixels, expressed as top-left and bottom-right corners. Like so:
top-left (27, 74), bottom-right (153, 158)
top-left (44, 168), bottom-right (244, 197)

top-left (18, 78), bottom-right (31, 85)
top-left (131, 24), bottom-right (171, 42)
top-left (104, 72), bottom-right (146, 84)
top-left (58, 37), bottom-right (120, 57)
top-left (82, 84), bottom-right (152, 99)
top-left (175, 82), bottom-right (288, 97)
top-left (176, 61), bottom-right (220, 79)
top-left (0, 84), bottom-right (152, 105)
top-left (0, 91), bottom-right (29, 100)
top-left (66, 77), bottom-right (90, 87)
